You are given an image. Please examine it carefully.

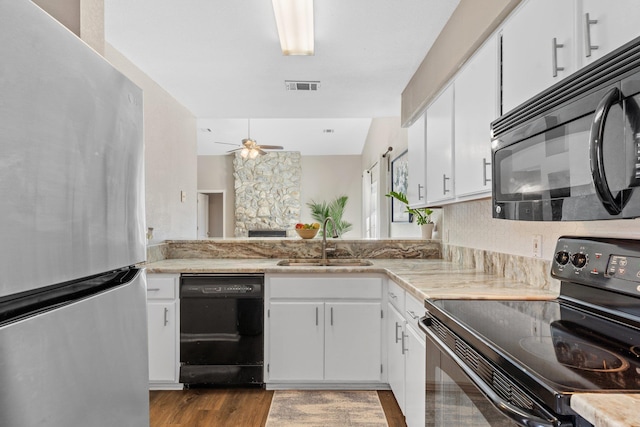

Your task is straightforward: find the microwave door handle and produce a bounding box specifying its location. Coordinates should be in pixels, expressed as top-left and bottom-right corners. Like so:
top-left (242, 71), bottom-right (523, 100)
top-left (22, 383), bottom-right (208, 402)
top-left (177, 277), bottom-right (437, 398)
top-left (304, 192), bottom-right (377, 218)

top-left (421, 318), bottom-right (565, 427)
top-left (590, 87), bottom-right (625, 215)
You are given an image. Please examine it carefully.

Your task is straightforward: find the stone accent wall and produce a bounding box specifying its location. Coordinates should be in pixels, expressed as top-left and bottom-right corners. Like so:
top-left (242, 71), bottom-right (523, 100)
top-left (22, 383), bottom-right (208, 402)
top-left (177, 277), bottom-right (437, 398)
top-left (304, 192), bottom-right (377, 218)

top-left (233, 152), bottom-right (301, 237)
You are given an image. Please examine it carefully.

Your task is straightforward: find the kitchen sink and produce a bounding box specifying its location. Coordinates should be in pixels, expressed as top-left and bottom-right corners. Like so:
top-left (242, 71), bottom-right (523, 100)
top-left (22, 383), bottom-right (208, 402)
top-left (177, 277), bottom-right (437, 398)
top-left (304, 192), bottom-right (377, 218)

top-left (276, 259), bottom-right (373, 267)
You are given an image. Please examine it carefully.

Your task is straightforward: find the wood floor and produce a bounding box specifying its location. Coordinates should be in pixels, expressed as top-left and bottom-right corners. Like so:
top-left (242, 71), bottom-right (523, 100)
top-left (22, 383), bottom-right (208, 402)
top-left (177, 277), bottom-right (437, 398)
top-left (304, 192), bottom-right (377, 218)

top-left (150, 388), bottom-right (406, 427)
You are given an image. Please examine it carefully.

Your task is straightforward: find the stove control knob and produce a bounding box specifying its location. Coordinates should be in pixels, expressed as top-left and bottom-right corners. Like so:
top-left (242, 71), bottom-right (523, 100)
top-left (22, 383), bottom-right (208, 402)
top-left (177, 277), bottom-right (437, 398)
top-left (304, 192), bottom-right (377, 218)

top-left (571, 253), bottom-right (588, 269)
top-left (555, 251), bottom-right (570, 266)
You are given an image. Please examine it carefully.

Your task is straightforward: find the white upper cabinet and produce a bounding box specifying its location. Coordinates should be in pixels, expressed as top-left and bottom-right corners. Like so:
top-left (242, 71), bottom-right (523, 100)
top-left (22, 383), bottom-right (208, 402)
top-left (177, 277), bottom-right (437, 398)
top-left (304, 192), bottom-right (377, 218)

top-left (501, 0), bottom-right (575, 113)
top-left (407, 113), bottom-right (426, 206)
top-left (425, 84), bottom-right (454, 204)
top-left (580, 0), bottom-right (640, 65)
top-left (454, 35), bottom-right (498, 198)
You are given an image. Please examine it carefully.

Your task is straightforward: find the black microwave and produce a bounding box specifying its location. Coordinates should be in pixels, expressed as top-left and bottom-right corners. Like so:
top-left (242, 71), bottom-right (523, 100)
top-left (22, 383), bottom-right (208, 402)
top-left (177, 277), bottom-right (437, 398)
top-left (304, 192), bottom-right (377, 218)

top-left (491, 36), bottom-right (640, 221)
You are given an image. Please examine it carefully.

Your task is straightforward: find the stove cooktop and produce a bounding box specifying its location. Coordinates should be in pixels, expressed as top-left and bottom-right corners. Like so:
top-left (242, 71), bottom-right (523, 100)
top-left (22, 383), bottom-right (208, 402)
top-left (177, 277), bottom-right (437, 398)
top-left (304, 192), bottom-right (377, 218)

top-left (424, 237), bottom-right (640, 415)
top-left (429, 298), bottom-right (640, 393)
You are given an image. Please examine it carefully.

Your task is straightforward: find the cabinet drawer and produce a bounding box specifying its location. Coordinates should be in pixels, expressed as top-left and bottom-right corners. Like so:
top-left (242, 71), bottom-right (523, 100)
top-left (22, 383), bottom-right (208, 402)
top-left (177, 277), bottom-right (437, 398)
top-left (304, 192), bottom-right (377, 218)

top-left (387, 280), bottom-right (405, 313)
top-left (146, 275), bottom-right (177, 300)
top-left (269, 276), bottom-right (382, 299)
top-left (405, 292), bottom-right (425, 333)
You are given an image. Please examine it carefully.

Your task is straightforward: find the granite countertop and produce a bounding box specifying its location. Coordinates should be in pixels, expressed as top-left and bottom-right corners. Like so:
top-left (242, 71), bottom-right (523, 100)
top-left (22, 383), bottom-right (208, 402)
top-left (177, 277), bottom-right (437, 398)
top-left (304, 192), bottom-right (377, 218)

top-left (144, 258), bottom-right (558, 301)
top-left (144, 257), bottom-right (637, 427)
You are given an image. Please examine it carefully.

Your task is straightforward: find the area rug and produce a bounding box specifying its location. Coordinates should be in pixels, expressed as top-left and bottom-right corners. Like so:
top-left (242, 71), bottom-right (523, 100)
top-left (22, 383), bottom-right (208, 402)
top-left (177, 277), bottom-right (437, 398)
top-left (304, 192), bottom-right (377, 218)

top-left (265, 390), bottom-right (389, 426)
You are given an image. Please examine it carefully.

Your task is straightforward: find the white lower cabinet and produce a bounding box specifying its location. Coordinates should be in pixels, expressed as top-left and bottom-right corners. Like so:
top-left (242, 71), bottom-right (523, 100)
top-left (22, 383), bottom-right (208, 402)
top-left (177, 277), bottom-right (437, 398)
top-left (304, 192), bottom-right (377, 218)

top-left (268, 301), bottom-right (324, 381)
top-left (325, 302), bottom-right (382, 381)
top-left (387, 304), bottom-right (406, 410)
top-left (146, 273), bottom-right (181, 389)
top-left (266, 275), bottom-right (384, 387)
top-left (386, 282), bottom-right (426, 427)
top-left (404, 321), bottom-right (426, 427)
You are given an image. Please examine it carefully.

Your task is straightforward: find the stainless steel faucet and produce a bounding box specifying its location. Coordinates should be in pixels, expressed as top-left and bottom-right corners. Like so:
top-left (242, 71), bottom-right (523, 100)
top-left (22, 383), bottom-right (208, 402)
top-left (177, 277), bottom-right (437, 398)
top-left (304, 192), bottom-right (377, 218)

top-left (321, 217), bottom-right (339, 265)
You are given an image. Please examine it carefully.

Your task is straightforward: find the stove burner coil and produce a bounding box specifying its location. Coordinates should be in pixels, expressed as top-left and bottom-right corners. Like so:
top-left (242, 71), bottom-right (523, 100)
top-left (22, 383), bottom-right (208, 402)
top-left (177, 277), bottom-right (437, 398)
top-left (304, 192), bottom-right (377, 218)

top-left (553, 339), bottom-right (629, 372)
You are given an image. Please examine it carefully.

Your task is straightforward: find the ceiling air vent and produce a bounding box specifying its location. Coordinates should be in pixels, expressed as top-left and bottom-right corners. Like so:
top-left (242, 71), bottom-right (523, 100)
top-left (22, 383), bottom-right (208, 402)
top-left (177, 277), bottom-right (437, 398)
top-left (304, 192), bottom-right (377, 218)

top-left (285, 80), bottom-right (320, 91)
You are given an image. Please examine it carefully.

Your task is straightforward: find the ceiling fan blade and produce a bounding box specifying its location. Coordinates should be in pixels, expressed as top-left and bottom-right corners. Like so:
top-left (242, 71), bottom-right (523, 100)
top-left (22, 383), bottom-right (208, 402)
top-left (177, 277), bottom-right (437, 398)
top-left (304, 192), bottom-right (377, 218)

top-left (256, 148), bottom-right (267, 156)
top-left (226, 148), bottom-right (242, 153)
top-left (257, 145), bottom-right (284, 150)
top-left (214, 141), bottom-right (240, 147)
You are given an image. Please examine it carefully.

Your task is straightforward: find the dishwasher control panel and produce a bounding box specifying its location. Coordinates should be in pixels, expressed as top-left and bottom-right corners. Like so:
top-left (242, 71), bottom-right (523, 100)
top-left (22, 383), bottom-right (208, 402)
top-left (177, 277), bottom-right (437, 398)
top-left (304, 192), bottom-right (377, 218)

top-left (180, 274), bottom-right (264, 298)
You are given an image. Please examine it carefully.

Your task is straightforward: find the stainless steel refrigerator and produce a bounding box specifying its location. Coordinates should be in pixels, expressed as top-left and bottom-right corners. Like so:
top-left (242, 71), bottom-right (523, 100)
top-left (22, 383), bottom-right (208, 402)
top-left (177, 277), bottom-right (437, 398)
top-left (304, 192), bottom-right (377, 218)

top-left (0, 1), bottom-right (149, 426)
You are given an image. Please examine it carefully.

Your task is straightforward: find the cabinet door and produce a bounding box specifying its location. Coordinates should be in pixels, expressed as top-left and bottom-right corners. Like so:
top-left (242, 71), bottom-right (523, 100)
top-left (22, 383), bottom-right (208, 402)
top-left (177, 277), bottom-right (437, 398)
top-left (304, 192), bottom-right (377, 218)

top-left (148, 301), bottom-right (177, 383)
top-left (502, 0), bottom-right (575, 113)
top-left (325, 302), bottom-right (382, 381)
top-left (454, 36), bottom-right (498, 198)
top-left (387, 304), bottom-right (406, 413)
top-left (581, 0), bottom-right (640, 65)
top-left (407, 113), bottom-right (426, 205)
top-left (404, 324), bottom-right (426, 427)
top-left (425, 84), bottom-right (454, 204)
top-left (268, 302), bottom-right (324, 381)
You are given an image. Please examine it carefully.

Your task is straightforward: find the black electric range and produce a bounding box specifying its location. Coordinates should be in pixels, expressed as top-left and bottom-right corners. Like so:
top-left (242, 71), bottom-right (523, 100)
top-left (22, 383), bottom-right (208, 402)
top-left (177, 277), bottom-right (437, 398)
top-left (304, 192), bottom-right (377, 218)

top-left (421, 237), bottom-right (640, 426)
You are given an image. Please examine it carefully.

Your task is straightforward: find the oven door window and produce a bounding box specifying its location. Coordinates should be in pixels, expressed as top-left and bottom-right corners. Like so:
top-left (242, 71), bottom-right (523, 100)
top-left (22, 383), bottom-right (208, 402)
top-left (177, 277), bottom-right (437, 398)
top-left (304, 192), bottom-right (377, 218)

top-left (427, 341), bottom-right (520, 427)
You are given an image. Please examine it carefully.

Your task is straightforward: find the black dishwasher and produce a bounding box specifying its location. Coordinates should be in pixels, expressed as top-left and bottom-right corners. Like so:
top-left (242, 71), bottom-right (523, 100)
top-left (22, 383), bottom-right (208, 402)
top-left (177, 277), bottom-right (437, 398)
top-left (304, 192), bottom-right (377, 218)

top-left (179, 274), bottom-right (264, 387)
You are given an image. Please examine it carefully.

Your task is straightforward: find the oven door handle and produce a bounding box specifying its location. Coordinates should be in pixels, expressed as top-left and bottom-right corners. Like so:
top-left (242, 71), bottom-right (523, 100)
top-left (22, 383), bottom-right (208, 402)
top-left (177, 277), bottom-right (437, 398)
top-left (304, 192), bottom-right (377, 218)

top-left (589, 86), bottom-right (629, 215)
top-left (420, 317), bottom-right (566, 427)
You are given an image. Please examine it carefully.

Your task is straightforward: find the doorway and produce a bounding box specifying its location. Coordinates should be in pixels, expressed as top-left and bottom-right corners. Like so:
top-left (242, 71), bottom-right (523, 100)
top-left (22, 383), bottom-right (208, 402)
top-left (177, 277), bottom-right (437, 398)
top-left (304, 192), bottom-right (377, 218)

top-left (197, 190), bottom-right (225, 238)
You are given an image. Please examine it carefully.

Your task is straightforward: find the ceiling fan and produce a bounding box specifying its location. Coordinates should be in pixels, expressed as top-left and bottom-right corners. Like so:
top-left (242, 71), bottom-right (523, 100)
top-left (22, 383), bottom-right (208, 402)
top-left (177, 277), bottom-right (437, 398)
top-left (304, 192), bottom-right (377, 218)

top-left (214, 119), bottom-right (284, 158)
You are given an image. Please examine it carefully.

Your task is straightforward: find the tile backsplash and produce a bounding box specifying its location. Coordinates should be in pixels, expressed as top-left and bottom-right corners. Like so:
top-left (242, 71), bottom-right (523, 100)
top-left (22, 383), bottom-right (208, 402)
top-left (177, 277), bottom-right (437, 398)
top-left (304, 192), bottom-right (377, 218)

top-left (443, 198), bottom-right (640, 260)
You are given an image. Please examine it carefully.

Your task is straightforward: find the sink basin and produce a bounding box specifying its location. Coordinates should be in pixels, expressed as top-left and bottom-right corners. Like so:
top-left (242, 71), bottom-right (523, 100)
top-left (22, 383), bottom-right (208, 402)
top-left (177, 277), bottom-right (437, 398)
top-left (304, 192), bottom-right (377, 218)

top-left (276, 259), bottom-right (373, 267)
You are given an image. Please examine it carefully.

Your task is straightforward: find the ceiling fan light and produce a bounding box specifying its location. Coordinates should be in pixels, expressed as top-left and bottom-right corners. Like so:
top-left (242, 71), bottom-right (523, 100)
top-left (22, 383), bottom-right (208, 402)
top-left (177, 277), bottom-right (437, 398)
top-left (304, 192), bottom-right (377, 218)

top-left (240, 147), bottom-right (250, 158)
top-left (249, 148), bottom-right (260, 159)
top-left (272, 0), bottom-right (314, 56)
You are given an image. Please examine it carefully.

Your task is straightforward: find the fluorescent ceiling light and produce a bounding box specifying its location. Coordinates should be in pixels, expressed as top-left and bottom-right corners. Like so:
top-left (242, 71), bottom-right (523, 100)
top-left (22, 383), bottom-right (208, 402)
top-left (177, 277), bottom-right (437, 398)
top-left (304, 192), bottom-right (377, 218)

top-left (272, 0), bottom-right (314, 56)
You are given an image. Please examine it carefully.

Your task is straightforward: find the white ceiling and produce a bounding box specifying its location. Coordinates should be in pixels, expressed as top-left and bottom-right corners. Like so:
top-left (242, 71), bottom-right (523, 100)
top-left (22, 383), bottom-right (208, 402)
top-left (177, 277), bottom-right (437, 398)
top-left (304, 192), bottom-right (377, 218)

top-left (104, 0), bottom-right (460, 155)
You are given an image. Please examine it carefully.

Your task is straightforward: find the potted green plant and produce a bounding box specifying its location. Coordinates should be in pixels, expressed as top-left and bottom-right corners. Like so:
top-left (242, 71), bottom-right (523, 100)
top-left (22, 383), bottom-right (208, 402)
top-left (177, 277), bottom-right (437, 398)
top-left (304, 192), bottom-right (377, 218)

top-left (307, 195), bottom-right (353, 237)
top-left (385, 191), bottom-right (434, 239)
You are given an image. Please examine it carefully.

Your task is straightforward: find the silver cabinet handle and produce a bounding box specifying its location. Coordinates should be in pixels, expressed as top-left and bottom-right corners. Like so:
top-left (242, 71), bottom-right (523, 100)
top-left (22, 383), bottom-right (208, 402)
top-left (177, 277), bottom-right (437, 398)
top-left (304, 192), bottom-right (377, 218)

top-left (147, 288), bottom-right (160, 292)
top-left (401, 332), bottom-right (408, 355)
top-left (395, 322), bottom-right (402, 343)
top-left (330, 306), bottom-right (334, 326)
top-left (584, 13), bottom-right (599, 57)
top-left (552, 37), bottom-right (564, 77)
top-left (388, 292), bottom-right (397, 300)
top-left (316, 307), bottom-right (319, 326)
top-left (406, 310), bottom-right (419, 320)
top-left (163, 307), bottom-right (169, 326)
top-left (418, 184), bottom-right (424, 200)
top-left (482, 158), bottom-right (491, 186)
top-left (443, 174), bottom-right (450, 194)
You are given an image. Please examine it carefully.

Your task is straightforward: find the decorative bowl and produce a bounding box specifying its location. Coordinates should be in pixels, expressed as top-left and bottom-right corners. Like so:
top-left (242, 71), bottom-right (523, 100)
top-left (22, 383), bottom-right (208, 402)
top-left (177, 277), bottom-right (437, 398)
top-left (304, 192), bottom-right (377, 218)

top-left (295, 228), bottom-right (319, 239)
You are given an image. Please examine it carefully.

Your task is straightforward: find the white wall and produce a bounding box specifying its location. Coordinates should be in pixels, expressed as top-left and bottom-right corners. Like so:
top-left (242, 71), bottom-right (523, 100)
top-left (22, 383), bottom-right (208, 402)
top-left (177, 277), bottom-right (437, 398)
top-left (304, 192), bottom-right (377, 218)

top-left (360, 117), bottom-right (426, 238)
top-left (300, 155), bottom-right (362, 238)
top-left (197, 155), bottom-right (236, 238)
top-left (105, 44), bottom-right (198, 242)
